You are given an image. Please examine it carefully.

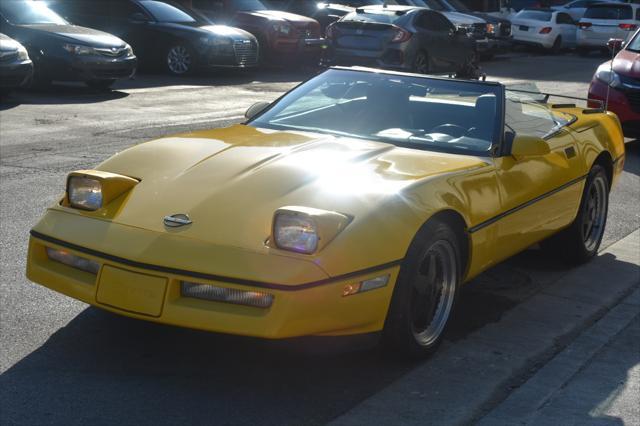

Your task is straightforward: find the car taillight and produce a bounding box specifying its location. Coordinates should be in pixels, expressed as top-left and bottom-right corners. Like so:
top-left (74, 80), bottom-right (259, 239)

top-left (578, 22), bottom-right (592, 29)
top-left (619, 23), bottom-right (637, 31)
top-left (539, 27), bottom-right (552, 34)
top-left (391, 26), bottom-right (412, 43)
top-left (326, 23), bottom-right (339, 39)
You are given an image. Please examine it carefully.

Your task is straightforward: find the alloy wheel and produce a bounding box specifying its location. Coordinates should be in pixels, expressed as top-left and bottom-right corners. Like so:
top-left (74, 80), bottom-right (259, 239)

top-left (167, 45), bottom-right (192, 75)
top-left (582, 175), bottom-right (607, 252)
top-left (410, 240), bottom-right (457, 347)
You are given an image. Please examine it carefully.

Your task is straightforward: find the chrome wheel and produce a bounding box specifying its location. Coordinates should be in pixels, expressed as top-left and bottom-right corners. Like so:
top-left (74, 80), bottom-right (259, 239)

top-left (410, 240), bottom-right (457, 347)
top-left (167, 45), bottom-right (192, 75)
top-left (582, 175), bottom-right (607, 252)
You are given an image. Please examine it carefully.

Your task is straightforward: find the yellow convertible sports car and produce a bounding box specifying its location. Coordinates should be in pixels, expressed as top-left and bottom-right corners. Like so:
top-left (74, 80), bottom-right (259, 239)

top-left (27, 67), bottom-right (625, 357)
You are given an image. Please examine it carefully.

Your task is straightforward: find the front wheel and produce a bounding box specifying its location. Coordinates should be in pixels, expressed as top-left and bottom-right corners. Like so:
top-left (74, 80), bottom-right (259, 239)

top-left (550, 36), bottom-right (562, 54)
top-left (541, 164), bottom-right (609, 264)
top-left (382, 219), bottom-right (461, 359)
top-left (166, 44), bottom-right (197, 76)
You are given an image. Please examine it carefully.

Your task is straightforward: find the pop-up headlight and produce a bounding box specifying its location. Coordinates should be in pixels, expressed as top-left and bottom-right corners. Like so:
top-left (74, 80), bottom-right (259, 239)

top-left (66, 170), bottom-right (138, 211)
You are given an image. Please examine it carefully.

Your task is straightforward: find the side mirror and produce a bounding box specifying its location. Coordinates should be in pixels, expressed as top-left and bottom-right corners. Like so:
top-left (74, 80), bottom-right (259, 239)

top-left (129, 12), bottom-right (150, 23)
top-left (607, 38), bottom-right (624, 53)
top-left (511, 135), bottom-right (550, 160)
top-left (245, 101), bottom-right (270, 120)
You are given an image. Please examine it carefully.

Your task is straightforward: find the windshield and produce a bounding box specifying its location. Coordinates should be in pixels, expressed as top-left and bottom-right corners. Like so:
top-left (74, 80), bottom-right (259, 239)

top-left (229, 0), bottom-right (268, 11)
top-left (250, 69), bottom-right (502, 156)
top-left (139, 0), bottom-right (198, 22)
top-left (584, 5), bottom-right (632, 19)
top-left (343, 10), bottom-right (407, 23)
top-left (0, 0), bottom-right (67, 25)
top-left (515, 10), bottom-right (553, 21)
top-left (626, 29), bottom-right (640, 51)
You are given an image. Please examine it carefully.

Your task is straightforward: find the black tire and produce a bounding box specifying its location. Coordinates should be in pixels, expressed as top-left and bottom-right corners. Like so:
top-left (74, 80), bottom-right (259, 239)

top-left (165, 43), bottom-right (197, 76)
top-left (541, 164), bottom-right (609, 265)
top-left (382, 218), bottom-right (462, 359)
top-left (85, 79), bottom-right (116, 90)
top-left (550, 36), bottom-right (562, 54)
top-left (413, 50), bottom-right (430, 74)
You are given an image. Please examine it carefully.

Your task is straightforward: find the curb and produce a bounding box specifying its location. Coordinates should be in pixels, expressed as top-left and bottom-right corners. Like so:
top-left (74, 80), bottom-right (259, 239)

top-left (329, 230), bottom-right (640, 426)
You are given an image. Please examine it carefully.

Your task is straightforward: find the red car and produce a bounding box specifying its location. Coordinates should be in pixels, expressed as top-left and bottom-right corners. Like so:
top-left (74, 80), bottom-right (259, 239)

top-left (588, 30), bottom-right (640, 138)
top-left (190, 0), bottom-right (323, 63)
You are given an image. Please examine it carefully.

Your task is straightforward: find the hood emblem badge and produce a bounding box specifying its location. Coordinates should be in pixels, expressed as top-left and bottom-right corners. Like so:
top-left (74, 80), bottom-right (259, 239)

top-left (163, 213), bottom-right (192, 228)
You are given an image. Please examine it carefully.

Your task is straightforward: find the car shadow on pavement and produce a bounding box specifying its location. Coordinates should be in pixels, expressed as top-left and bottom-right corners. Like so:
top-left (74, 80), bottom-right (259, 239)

top-left (2, 248), bottom-right (632, 425)
top-left (0, 84), bottom-right (129, 108)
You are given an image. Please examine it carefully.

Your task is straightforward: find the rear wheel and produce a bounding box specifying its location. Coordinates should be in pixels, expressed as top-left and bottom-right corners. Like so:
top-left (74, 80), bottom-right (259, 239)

top-left (413, 50), bottom-right (430, 74)
top-left (541, 164), bottom-right (609, 264)
top-left (550, 36), bottom-right (562, 54)
top-left (85, 79), bottom-right (116, 90)
top-left (382, 219), bottom-right (461, 359)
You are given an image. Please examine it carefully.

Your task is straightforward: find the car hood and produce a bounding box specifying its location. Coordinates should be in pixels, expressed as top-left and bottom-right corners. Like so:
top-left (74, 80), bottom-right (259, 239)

top-left (613, 48), bottom-right (640, 78)
top-left (443, 12), bottom-right (486, 25)
top-left (15, 24), bottom-right (126, 47)
top-left (96, 125), bottom-right (488, 252)
top-left (0, 33), bottom-right (23, 52)
top-left (236, 9), bottom-right (318, 24)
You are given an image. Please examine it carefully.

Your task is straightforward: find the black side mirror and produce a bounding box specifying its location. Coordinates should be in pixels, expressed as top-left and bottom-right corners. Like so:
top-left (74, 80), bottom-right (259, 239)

top-left (129, 12), bottom-right (150, 23)
top-left (245, 101), bottom-right (270, 120)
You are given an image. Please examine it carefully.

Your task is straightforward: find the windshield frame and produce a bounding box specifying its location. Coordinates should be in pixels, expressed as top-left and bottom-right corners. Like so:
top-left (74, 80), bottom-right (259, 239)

top-left (247, 67), bottom-right (506, 158)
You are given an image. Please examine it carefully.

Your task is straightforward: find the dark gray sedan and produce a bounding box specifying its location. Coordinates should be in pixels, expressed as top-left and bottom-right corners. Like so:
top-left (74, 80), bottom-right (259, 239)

top-left (0, 32), bottom-right (33, 94)
top-left (323, 5), bottom-right (476, 76)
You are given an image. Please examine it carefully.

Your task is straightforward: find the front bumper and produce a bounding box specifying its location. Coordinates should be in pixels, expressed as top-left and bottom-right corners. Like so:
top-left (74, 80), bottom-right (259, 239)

top-left (26, 211), bottom-right (398, 339)
top-left (46, 54), bottom-right (137, 82)
top-left (0, 59), bottom-right (33, 88)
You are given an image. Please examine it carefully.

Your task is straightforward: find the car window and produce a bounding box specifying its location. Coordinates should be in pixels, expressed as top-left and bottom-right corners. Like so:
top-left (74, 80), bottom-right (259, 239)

top-left (568, 0), bottom-right (586, 8)
top-left (416, 10), bottom-right (454, 31)
top-left (584, 4), bottom-right (632, 19)
top-left (228, 0), bottom-right (269, 11)
top-left (556, 12), bottom-right (574, 24)
top-left (0, 0), bottom-right (67, 25)
top-left (626, 27), bottom-right (640, 50)
top-left (423, 0), bottom-right (448, 10)
top-left (515, 10), bottom-right (553, 21)
top-left (343, 10), bottom-right (407, 24)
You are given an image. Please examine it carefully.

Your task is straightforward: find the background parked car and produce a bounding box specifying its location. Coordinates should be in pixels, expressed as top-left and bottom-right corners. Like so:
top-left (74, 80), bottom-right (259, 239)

top-left (0, 0), bottom-right (137, 89)
top-left (551, 0), bottom-right (612, 20)
top-left (190, 0), bottom-right (323, 63)
top-left (47, 0), bottom-right (258, 75)
top-left (588, 32), bottom-right (640, 137)
top-left (0, 32), bottom-right (33, 94)
top-left (267, 0), bottom-right (385, 31)
top-left (511, 8), bottom-right (577, 52)
top-left (390, 0), bottom-right (492, 55)
top-left (419, 0), bottom-right (513, 57)
top-left (577, 2), bottom-right (639, 54)
top-left (324, 6), bottom-right (477, 76)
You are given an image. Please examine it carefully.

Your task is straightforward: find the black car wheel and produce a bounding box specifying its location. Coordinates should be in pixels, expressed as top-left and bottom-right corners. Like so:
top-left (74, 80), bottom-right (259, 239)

top-left (85, 79), bottom-right (116, 90)
top-left (382, 218), bottom-right (461, 358)
top-left (166, 44), bottom-right (196, 75)
top-left (413, 51), bottom-right (430, 74)
top-left (550, 36), bottom-right (562, 54)
top-left (541, 164), bottom-right (609, 264)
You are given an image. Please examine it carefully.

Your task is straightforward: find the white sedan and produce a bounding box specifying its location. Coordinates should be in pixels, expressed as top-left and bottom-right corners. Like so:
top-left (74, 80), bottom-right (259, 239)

top-left (511, 9), bottom-right (578, 52)
top-left (577, 3), bottom-right (639, 53)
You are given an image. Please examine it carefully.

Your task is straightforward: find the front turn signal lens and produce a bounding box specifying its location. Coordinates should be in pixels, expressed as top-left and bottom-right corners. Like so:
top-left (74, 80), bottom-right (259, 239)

top-left (342, 275), bottom-right (389, 297)
top-left (46, 247), bottom-right (100, 275)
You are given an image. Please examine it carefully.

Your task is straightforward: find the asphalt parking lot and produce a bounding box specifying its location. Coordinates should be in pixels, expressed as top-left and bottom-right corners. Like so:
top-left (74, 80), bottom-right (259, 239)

top-left (0, 52), bottom-right (639, 425)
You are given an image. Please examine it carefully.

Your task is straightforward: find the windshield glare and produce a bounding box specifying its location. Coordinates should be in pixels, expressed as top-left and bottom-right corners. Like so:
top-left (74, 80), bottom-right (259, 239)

top-left (516, 10), bottom-right (552, 21)
top-left (250, 69), bottom-right (501, 156)
top-left (139, 0), bottom-right (197, 22)
top-left (0, 0), bottom-right (67, 25)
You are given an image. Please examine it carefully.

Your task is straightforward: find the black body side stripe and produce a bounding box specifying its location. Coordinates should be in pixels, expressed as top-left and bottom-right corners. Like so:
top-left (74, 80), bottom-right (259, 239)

top-left (30, 230), bottom-right (403, 292)
top-left (468, 174), bottom-right (588, 234)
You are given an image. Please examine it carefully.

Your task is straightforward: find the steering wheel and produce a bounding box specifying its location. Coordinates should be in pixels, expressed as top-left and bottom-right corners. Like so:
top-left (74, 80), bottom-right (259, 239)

top-left (429, 124), bottom-right (467, 139)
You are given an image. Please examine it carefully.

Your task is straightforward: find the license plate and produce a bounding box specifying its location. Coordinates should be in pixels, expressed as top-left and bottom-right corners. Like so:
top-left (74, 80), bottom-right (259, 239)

top-left (519, 25), bottom-right (529, 31)
top-left (97, 265), bottom-right (167, 317)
